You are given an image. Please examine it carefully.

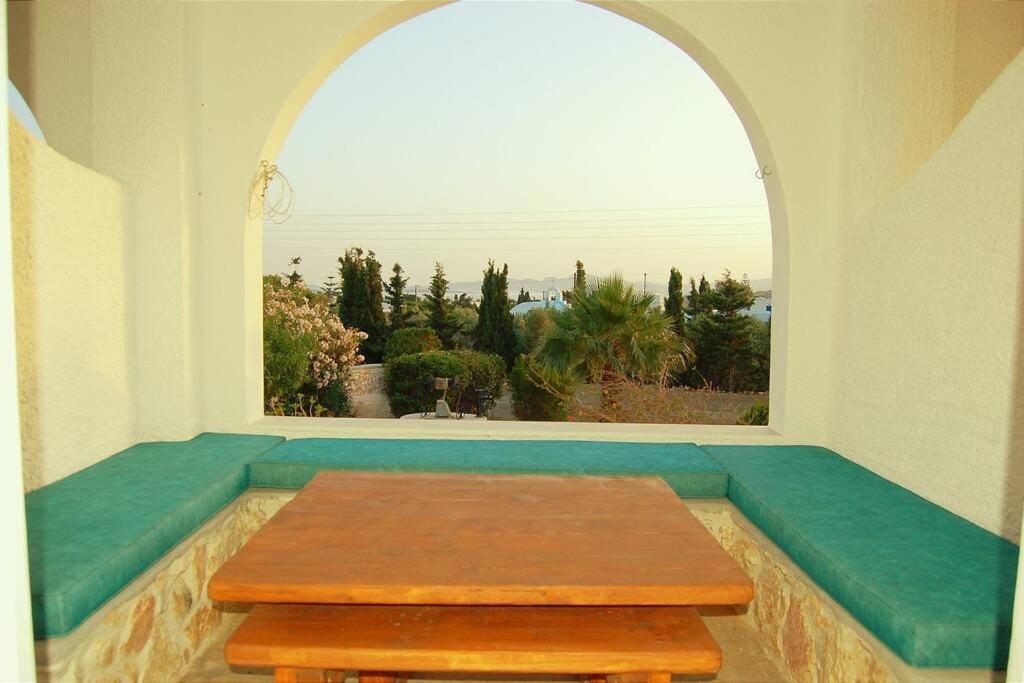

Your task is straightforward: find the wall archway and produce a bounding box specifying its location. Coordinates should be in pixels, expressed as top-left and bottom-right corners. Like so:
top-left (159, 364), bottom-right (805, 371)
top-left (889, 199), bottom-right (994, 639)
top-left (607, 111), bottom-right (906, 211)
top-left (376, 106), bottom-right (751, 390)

top-left (246, 0), bottom-right (790, 432)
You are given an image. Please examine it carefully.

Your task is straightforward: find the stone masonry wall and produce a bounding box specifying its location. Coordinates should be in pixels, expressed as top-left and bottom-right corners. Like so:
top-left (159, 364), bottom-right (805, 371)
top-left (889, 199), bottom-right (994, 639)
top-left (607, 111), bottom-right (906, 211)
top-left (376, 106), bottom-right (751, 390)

top-left (348, 364), bottom-right (384, 398)
top-left (690, 503), bottom-right (898, 683)
top-left (37, 491), bottom-right (910, 683)
top-left (35, 491), bottom-right (295, 683)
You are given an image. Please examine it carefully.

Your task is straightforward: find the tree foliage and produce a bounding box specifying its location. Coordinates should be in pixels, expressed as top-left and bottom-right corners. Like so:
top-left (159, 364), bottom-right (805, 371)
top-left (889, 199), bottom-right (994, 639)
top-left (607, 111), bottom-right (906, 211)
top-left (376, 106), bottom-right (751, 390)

top-left (449, 306), bottom-right (479, 350)
top-left (263, 275), bottom-right (366, 416)
top-left (509, 354), bottom-right (575, 422)
top-left (535, 274), bottom-right (689, 384)
top-left (685, 275), bottom-right (713, 318)
top-left (573, 260), bottom-right (587, 291)
top-left (287, 257), bottom-right (303, 287)
top-left (738, 401), bottom-right (769, 425)
top-left (337, 247), bottom-right (387, 362)
top-left (562, 259), bottom-right (587, 305)
top-left (474, 260), bottom-right (517, 368)
top-left (516, 288), bottom-right (532, 304)
top-left (513, 307), bottom-right (555, 355)
top-left (383, 349), bottom-right (506, 417)
top-left (685, 270), bottom-right (764, 391)
top-left (321, 273), bottom-right (340, 308)
top-left (383, 262), bottom-right (413, 331)
top-left (425, 262), bottom-right (458, 347)
top-left (384, 327), bottom-right (442, 360)
top-left (665, 267), bottom-right (685, 334)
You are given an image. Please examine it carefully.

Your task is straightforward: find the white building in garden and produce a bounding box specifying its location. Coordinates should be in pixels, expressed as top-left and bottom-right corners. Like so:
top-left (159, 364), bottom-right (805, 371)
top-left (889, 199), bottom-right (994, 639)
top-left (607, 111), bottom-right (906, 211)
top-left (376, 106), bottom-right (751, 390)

top-left (510, 287), bottom-right (569, 317)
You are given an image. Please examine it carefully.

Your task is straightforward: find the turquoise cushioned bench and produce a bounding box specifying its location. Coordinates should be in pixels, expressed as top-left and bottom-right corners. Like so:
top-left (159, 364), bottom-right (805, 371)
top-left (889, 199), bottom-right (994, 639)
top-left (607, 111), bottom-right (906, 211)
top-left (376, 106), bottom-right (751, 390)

top-left (701, 445), bottom-right (1019, 669)
top-left (249, 438), bottom-right (727, 498)
top-left (25, 433), bottom-right (284, 638)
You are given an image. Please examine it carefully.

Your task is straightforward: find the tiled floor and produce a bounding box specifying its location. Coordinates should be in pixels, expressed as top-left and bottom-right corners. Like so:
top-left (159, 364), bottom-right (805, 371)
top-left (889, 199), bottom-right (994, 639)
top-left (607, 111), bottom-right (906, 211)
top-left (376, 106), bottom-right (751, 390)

top-left (182, 606), bottom-right (787, 683)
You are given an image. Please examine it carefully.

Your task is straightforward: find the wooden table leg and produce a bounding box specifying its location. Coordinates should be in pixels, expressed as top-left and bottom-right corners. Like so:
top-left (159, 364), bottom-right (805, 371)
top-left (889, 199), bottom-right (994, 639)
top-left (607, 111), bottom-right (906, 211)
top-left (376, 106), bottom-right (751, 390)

top-left (615, 674), bottom-right (671, 683)
top-left (359, 671), bottom-right (397, 683)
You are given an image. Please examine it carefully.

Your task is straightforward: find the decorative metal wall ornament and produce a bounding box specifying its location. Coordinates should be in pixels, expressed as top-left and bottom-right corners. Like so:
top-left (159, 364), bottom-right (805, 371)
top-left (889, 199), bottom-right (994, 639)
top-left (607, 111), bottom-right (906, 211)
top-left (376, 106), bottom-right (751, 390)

top-left (754, 164), bottom-right (774, 180)
top-left (249, 160), bottom-right (295, 223)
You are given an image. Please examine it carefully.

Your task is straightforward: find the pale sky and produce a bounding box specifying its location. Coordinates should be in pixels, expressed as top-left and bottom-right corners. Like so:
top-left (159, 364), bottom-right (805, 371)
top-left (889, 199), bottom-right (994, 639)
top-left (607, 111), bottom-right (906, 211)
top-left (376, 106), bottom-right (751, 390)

top-left (264, 0), bottom-right (771, 292)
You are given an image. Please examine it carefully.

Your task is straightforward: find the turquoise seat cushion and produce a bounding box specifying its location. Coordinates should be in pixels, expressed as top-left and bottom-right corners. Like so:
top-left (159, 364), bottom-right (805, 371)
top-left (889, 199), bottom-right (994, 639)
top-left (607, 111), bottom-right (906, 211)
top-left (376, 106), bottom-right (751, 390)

top-left (250, 438), bottom-right (726, 498)
top-left (25, 432), bottom-right (285, 638)
top-left (701, 445), bottom-right (1019, 668)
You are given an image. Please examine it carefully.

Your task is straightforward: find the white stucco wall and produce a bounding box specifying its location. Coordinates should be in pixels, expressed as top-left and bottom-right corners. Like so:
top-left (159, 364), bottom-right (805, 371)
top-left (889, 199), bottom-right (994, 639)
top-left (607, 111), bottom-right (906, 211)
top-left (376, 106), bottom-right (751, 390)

top-left (9, 117), bottom-right (136, 491)
top-left (4, 1), bottom-right (1024, 539)
top-left (830, 49), bottom-right (1024, 540)
top-left (182, 0), bottom-right (849, 445)
top-left (0, 15), bottom-right (39, 674)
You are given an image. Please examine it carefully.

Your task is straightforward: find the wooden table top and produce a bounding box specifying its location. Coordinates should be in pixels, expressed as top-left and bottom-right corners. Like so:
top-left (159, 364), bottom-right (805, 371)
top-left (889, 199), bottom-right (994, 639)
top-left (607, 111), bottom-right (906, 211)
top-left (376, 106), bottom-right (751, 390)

top-left (209, 471), bottom-right (753, 606)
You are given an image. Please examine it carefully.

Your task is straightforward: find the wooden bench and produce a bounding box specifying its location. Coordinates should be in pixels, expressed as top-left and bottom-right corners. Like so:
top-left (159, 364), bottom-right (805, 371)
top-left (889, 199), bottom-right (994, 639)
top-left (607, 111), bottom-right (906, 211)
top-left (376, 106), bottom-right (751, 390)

top-left (225, 604), bottom-right (723, 683)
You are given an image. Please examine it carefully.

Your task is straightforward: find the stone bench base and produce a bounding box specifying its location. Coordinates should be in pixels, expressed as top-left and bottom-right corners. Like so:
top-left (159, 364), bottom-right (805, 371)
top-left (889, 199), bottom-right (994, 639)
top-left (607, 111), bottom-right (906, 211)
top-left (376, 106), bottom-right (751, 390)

top-left (34, 493), bottom-right (1001, 683)
top-left (688, 501), bottom-right (1004, 683)
top-left (34, 490), bottom-right (296, 682)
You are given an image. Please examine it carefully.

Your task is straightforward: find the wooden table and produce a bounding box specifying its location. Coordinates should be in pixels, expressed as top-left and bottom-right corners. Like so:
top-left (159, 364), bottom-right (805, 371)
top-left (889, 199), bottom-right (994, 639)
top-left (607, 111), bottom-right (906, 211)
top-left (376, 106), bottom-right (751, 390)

top-left (210, 471), bottom-right (753, 679)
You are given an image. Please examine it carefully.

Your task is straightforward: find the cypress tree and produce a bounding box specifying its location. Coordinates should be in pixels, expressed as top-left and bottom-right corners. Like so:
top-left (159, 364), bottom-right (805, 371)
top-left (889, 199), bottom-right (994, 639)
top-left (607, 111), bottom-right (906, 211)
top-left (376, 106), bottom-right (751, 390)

top-left (516, 288), bottom-right (532, 304)
top-left (475, 261), bottom-right (516, 368)
top-left (665, 267), bottom-right (685, 333)
top-left (384, 263), bottom-right (412, 331)
top-left (337, 247), bottom-right (387, 362)
top-left (425, 262), bottom-right (457, 347)
top-left (685, 275), bottom-right (714, 318)
top-left (337, 248), bottom-right (361, 324)
top-left (363, 251), bottom-right (387, 361)
top-left (573, 260), bottom-right (587, 290)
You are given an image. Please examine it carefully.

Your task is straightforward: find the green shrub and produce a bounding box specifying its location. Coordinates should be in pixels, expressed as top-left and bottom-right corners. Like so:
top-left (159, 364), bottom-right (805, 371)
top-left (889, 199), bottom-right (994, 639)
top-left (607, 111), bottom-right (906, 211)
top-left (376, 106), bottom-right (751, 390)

top-left (737, 401), bottom-right (769, 426)
top-left (513, 308), bottom-right (555, 355)
top-left (385, 327), bottom-right (441, 360)
top-left (451, 349), bottom-right (505, 408)
top-left (263, 311), bottom-right (315, 402)
top-left (384, 350), bottom-right (506, 417)
top-left (509, 354), bottom-right (576, 421)
top-left (317, 370), bottom-right (354, 417)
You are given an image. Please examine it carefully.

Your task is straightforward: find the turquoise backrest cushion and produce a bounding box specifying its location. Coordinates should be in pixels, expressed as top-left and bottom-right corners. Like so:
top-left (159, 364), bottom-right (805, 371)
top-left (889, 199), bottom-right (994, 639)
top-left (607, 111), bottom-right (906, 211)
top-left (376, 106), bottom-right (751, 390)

top-left (25, 433), bottom-right (284, 637)
top-left (248, 438), bottom-right (727, 498)
top-left (701, 445), bottom-right (1019, 668)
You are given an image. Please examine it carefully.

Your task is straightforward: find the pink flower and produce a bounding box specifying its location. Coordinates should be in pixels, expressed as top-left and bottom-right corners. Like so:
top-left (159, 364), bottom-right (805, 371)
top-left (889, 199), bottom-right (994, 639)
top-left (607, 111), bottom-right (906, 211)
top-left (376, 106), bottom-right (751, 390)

top-left (263, 275), bottom-right (366, 388)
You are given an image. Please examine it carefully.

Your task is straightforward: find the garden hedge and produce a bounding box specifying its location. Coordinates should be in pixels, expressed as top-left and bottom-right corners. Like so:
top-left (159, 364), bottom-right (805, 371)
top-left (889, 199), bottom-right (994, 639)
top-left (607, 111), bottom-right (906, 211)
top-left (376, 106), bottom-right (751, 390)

top-left (384, 349), bottom-right (505, 417)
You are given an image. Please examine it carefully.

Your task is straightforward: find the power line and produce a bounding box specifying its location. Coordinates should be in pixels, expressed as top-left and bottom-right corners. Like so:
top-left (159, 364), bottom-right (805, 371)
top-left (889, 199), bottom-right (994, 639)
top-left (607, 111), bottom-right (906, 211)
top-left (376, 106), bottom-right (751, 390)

top-left (267, 215), bottom-right (770, 228)
top-left (263, 232), bottom-right (771, 242)
top-left (264, 224), bottom-right (770, 237)
top-left (284, 203), bottom-right (769, 219)
top-left (266, 228), bottom-right (771, 238)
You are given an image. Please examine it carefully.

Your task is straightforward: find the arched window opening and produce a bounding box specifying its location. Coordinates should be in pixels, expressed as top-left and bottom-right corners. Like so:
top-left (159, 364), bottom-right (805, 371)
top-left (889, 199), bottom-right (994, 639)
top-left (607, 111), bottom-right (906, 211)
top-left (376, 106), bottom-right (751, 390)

top-left (261, 1), bottom-right (773, 426)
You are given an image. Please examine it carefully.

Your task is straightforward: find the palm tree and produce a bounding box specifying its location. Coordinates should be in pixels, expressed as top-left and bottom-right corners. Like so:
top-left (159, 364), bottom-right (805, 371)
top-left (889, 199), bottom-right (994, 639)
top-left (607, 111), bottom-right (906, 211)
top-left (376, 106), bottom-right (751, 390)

top-left (535, 274), bottom-right (690, 386)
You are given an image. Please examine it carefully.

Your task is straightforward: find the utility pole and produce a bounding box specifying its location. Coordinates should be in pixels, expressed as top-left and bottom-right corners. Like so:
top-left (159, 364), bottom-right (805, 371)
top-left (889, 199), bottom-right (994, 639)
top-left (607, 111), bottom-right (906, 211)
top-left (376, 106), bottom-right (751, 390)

top-left (643, 273), bottom-right (647, 293)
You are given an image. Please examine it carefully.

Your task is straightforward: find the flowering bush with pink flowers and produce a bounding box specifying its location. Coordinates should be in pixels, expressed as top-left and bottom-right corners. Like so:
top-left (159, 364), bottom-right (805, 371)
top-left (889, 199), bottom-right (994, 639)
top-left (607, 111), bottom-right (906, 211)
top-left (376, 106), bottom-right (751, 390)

top-left (263, 275), bottom-right (367, 416)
